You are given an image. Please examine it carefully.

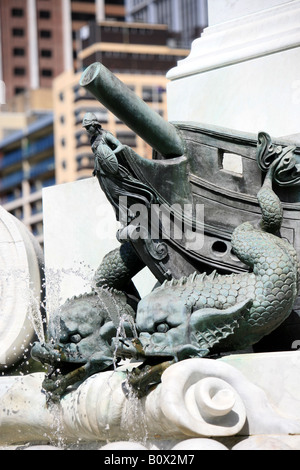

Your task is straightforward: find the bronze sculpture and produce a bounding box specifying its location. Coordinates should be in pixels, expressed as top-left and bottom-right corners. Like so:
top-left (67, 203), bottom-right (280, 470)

top-left (31, 62), bottom-right (300, 399)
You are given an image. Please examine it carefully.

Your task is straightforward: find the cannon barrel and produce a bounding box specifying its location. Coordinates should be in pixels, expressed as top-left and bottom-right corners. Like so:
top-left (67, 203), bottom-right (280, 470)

top-left (79, 62), bottom-right (184, 158)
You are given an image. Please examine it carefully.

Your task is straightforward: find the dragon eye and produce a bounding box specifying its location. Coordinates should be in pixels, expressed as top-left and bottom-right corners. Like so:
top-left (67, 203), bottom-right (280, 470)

top-left (156, 323), bottom-right (169, 333)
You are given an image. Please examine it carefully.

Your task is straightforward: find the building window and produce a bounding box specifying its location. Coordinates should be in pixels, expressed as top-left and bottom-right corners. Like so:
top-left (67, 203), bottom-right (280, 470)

top-left (116, 132), bottom-right (136, 147)
top-left (71, 12), bottom-right (95, 21)
top-left (39, 30), bottom-right (52, 38)
top-left (13, 47), bottom-right (25, 57)
top-left (15, 87), bottom-right (25, 95)
top-left (39, 10), bottom-right (51, 19)
top-left (41, 69), bottom-right (53, 77)
top-left (31, 222), bottom-right (43, 237)
top-left (12, 8), bottom-right (24, 17)
top-left (142, 86), bottom-right (164, 103)
top-left (40, 49), bottom-right (52, 58)
top-left (12, 28), bottom-right (25, 37)
top-left (30, 201), bottom-right (43, 216)
top-left (14, 67), bottom-right (26, 76)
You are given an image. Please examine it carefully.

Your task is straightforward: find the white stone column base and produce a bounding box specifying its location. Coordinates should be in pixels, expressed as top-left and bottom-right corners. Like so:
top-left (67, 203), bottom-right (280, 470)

top-left (167, 1), bottom-right (300, 137)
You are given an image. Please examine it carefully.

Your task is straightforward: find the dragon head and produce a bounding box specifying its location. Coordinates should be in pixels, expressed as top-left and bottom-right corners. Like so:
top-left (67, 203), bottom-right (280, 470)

top-left (31, 289), bottom-right (136, 397)
top-left (114, 286), bottom-right (209, 363)
top-left (31, 293), bottom-right (114, 370)
top-left (115, 287), bottom-right (252, 364)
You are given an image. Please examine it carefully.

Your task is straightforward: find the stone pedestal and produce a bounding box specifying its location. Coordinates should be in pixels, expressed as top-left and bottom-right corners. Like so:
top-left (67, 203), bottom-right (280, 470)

top-left (1, 353), bottom-right (300, 449)
top-left (167, 0), bottom-right (300, 138)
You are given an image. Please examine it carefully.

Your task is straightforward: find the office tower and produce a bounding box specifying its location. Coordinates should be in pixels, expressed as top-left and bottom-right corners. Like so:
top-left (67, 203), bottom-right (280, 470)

top-left (0, 0), bottom-right (125, 104)
top-left (125, 0), bottom-right (208, 48)
top-left (0, 114), bottom-right (55, 245)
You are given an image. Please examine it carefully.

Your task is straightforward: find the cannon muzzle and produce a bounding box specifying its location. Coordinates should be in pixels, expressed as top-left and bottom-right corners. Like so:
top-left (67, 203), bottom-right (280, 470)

top-left (80, 62), bottom-right (184, 158)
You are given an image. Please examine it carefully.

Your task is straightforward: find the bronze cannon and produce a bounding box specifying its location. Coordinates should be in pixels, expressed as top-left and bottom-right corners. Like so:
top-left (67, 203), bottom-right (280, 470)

top-left (80, 61), bottom-right (184, 159)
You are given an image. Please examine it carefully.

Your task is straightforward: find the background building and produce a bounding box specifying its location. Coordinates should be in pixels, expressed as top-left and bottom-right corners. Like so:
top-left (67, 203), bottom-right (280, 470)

top-left (0, 113), bottom-right (55, 245)
top-left (77, 20), bottom-right (189, 73)
top-left (0, 0), bottom-right (125, 104)
top-left (54, 20), bottom-right (189, 184)
top-left (54, 69), bottom-right (169, 183)
top-left (125, 0), bottom-right (208, 48)
top-left (0, 0), bottom-right (208, 243)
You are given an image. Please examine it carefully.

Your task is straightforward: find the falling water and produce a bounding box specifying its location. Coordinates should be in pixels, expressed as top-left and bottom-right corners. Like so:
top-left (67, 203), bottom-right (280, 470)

top-left (121, 377), bottom-right (149, 445)
top-left (43, 263), bottom-right (95, 340)
top-left (92, 278), bottom-right (139, 370)
top-left (0, 262), bottom-right (96, 376)
top-left (100, 287), bottom-right (150, 446)
top-left (112, 313), bottom-right (138, 370)
top-left (28, 281), bottom-right (45, 344)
